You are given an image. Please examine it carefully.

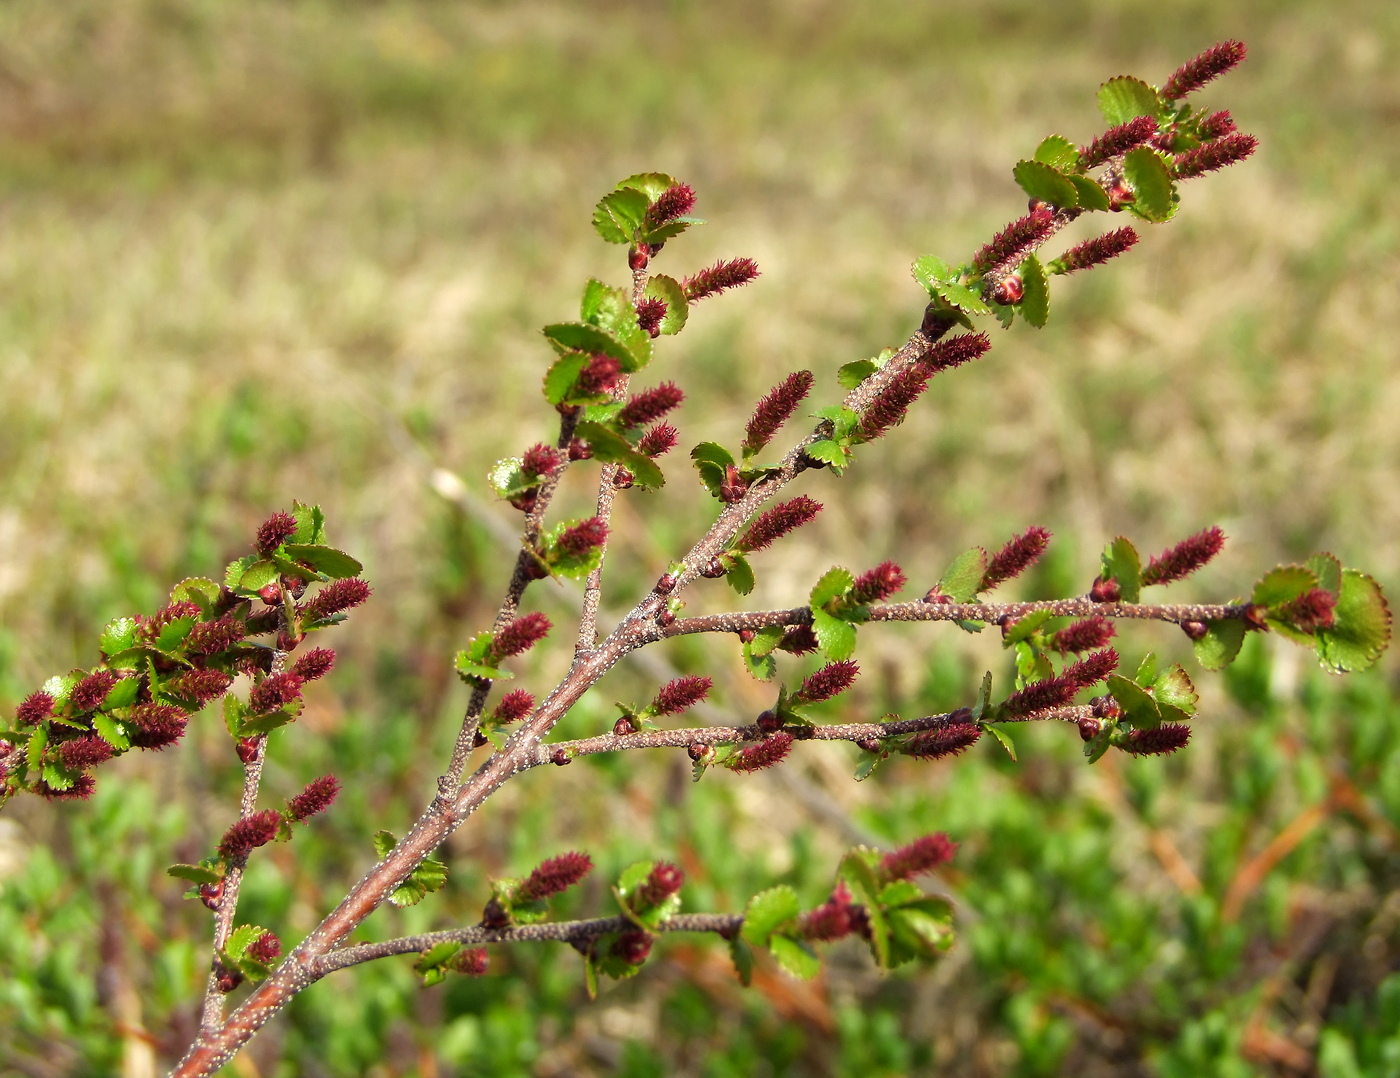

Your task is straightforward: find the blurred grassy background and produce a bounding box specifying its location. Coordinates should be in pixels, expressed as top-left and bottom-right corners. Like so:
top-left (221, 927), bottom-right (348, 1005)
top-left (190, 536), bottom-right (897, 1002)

top-left (1, 0), bottom-right (1398, 1075)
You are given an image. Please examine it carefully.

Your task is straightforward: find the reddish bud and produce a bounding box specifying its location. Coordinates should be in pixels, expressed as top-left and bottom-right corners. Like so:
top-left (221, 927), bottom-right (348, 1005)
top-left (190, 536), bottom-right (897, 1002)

top-left (902, 721), bottom-right (981, 760)
top-left (637, 862), bottom-right (684, 908)
top-left (1050, 617), bottom-right (1116, 654)
top-left (793, 660), bottom-right (860, 705)
top-left (777, 624), bottom-right (819, 655)
top-left (16, 691), bottom-right (55, 727)
top-left (1091, 695), bottom-right (1122, 720)
top-left (687, 742), bottom-right (711, 763)
top-left (56, 735), bottom-right (115, 771)
top-left (856, 738), bottom-right (882, 753)
top-left (1079, 115), bottom-right (1158, 170)
top-left (1181, 620), bottom-right (1209, 641)
top-left (1077, 716), bottom-right (1103, 741)
top-left (236, 737), bottom-right (260, 763)
top-left (618, 382), bottom-right (684, 429)
top-left (70, 670), bottom-right (120, 714)
top-left (725, 732), bottom-right (793, 773)
top-left (492, 690), bottom-right (534, 725)
top-left (249, 672), bottom-right (303, 714)
top-left (1272, 588), bottom-right (1337, 633)
top-left (990, 274), bottom-right (1024, 305)
top-left (682, 258), bottom-right (760, 302)
top-left (638, 422), bottom-right (678, 458)
top-left (246, 931), bottom-right (281, 964)
top-left (655, 572), bottom-right (677, 595)
top-left (1056, 228), bottom-right (1139, 274)
top-left (1173, 134), bottom-right (1259, 179)
top-left (446, 947), bottom-right (489, 976)
top-left (128, 703), bottom-right (189, 750)
top-left (1141, 526), bottom-right (1226, 586)
top-left (1108, 182), bottom-right (1135, 211)
top-left (656, 608), bottom-right (675, 629)
top-left (755, 710), bottom-right (783, 734)
top-left (850, 561), bottom-right (906, 604)
top-left (1063, 648), bottom-right (1119, 689)
top-left (628, 245), bottom-right (649, 271)
top-left (290, 648), bottom-right (336, 682)
top-left (973, 209), bottom-right (1056, 273)
top-left (1090, 576), bottom-right (1122, 603)
top-left (734, 496), bottom-right (822, 554)
top-left (551, 749), bottom-right (572, 766)
top-left (1198, 109), bottom-right (1236, 141)
top-left (742, 370), bottom-right (815, 458)
top-left (287, 774), bottom-right (340, 822)
top-left (880, 833), bottom-right (956, 882)
top-left (699, 557), bottom-right (726, 579)
top-left (299, 578), bottom-right (372, 623)
top-left (522, 443), bottom-right (561, 479)
top-left (1162, 40), bottom-right (1247, 100)
top-left (635, 297), bottom-right (667, 337)
top-left (517, 851), bottom-right (593, 902)
top-left (651, 675), bottom-right (712, 716)
top-left (256, 511), bottom-right (298, 555)
top-left (737, 629), bottom-right (755, 643)
top-left (613, 715), bottom-right (636, 736)
top-left (644, 183), bottom-right (697, 229)
top-left (185, 615), bottom-right (247, 656)
top-left (610, 930), bottom-right (653, 966)
top-left (717, 464), bottom-right (750, 504)
top-left (490, 612), bottom-right (552, 661)
top-left (576, 354), bottom-right (623, 397)
top-left (481, 896), bottom-right (510, 929)
top-left (981, 527), bottom-right (1052, 591)
top-left (257, 583), bottom-right (283, 606)
top-left (215, 966), bottom-right (243, 993)
top-left (217, 809), bottom-right (283, 861)
top-left (1123, 723), bottom-right (1192, 756)
top-left (567, 438), bottom-right (593, 461)
top-left (198, 879), bottom-right (224, 910)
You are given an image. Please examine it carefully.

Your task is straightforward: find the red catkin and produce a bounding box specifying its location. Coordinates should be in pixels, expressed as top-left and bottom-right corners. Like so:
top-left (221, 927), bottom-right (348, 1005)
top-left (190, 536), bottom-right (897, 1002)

top-left (651, 675), bottom-right (712, 716)
top-left (1001, 674), bottom-right (1080, 717)
top-left (1051, 617), bottom-right (1116, 654)
top-left (166, 669), bottom-right (235, 706)
top-left (1273, 589), bottom-right (1337, 633)
top-left (1173, 134), bottom-right (1259, 179)
top-left (973, 210), bottom-right (1056, 273)
top-left (138, 601), bottom-right (202, 644)
top-left (1123, 723), bottom-right (1192, 756)
top-left (742, 370), bottom-right (815, 457)
top-left (611, 930), bottom-right (653, 966)
top-left (644, 183), bottom-right (696, 229)
top-left (1064, 648), bottom-right (1119, 689)
top-left (447, 947), bottom-right (489, 976)
top-left (185, 615), bottom-right (247, 656)
top-left (1079, 115), bottom-right (1158, 169)
top-left (1140, 526), bottom-right (1226, 586)
top-left (793, 661), bottom-right (860, 705)
top-left (69, 671), bottom-right (119, 714)
top-left (638, 423), bottom-right (679, 458)
top-left (522, 443), bottom-right (561, 479)
top-left (799, 881), bottom-right (860, 941)
top-left (256, 511), bottom-right (298, 555)
top-left (858, 364), bottom-right (933, 440)
top-left (490, 612), bottom-right (552, 661)
top-left (517, 851), bottom-right (593, 902)
top-left (726, 732), bottom-right (794, 773)
top-left (290, 648), bottom-right (336, 682)
top-left (1162, 40), bottom-right (1247, 100)
top-left (56, 736), bottom-right (115, 771)
top-left (287, 775), bottom-right (340, 822)
top-left (981, 527), bottom-right (1052, 591)
top-left (901, 722), bottom-right (982, 760)
top-left (1056, 228), bottom-right (1139, 274)
top-left (851, 561), bottom-right (906, 604)
top-left (492, 690), bottom-right (535, 723)
top-left (128, 703), bottom-right (189, 750)
top-left (734, 497), bottom-right (822, 554)
top-left (38, 775), bottom-right (96, 801)
top-left (635, 298), bottom-right (667, 337)
top-left (618, 382), bottom-right (684, 429)
top-left (777, 624), bottom-right (820, 655)
top-left (1198, 110), bottom-right (1236, 141)
top-left (217, 809), bottom-right (283, 860)
top-left (248, 672), bottom-right (303, 715)
top-left (682, 258), bottom-right (760, 302)
top-left (557, 517), bottom-right (608, 558)
top-left (246, 931), bottom-right (282, 964)
top-left (880, 833), bottom-right (957, 881)
top-left (16, 691), bottom-right (55, 727)
top-left (921, 332), bottom-right (992, 373)
top-left (299, 578), bottom-right (372, 623)
top-left (637, 862), bottom-right (685, 908)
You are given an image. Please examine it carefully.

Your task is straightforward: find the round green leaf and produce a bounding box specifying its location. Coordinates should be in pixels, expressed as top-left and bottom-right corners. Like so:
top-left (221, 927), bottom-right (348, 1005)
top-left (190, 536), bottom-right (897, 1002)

top-left (1316, 570), bottom-right (1391, 674)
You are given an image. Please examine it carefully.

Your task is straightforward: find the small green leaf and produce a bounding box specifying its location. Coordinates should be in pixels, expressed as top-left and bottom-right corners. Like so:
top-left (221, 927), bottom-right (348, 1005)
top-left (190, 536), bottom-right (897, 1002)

top-left (802, 439), bottom-right (849, 471)
top-left (837, 849), bottom-right (890, 967)
top-left (887, 902), bottom-right (955, 964)
top-left (854, 747), bottom-right (885, 781)
top-left (223, 695), bottom-right (246, 738)
top-left (1019, 254), bottom-right (1049, 328)
top-left (92, 711), bottom-right (130, 750)
top-left (1316, 570), bottom-right (1392, 674)
top-left (100, 617), bottom-right (138, 657)
top-left (768, 935), bottom-right (821, 980)
top-left (283, 545), bottom-right (363, 580)
top-left (911, 255), bottom-right (959, 291)
top-left (1122, 147), bottom-right (1175, 222)
top-left (930, 278), bottom-right (991, 316)
top-left (543, 354), bottom-right (589, 405)
top-left (837, 360), bottom-right (879, 390)
top-left (980, 723), bottom-right (1018, 761)
top-left (617, 172), bottom-right (679, 201)
top-left (1097, 76), bottom-right (1162, 126)
top-left (1102, 537), bottom-right (1142, 603)
top-left (1153, 664), bottom-right (1198, 716)
top-left (1013, 160), bottom-right (1079, 209)
top-left (592, 186), bottom-right (651, 244)
top-left (690, 441), bottom-right (736, 468)
top-left (171, 577), bottom-right (222, 611)
top-left (643, 275), bottom-right (689, 335)
top-left (101, 676), bottom-right (141, 711)
top-left (224, 925), bottom-right (267, 963)
top-left (810, 567), bottom-right (854, 609)
top-left (725, 553), bottom-right (756, 597)
top-left (938, 548), bottom-right (987, 603)
top-left (167, 862), bottom-right (222, 885)
top-left (1193, 618), bottom-right (1247, 671)
top-left (223, 554), bottom-right (258, 590)
top-left (741, 886), bottom-right (800, 947)
top-left (414, 942), bottom-right (463, 988)
top-left (1003, 609), bottom-right (1054, 645)
top-left (970, 671), bottom-right (994, 722)
top-left (373, 831), bottom-right (449, 907)
top-left (291, 501), bottom-right (327, 545)
top-left (1252, 565), bottom-right (1318, 608)
top-left (1106, 673), bottom-right (1162, 728)
top-left (574, 422), bottom-right (666, 489)
top-left (237, 707), bottom-right (300, 737)
top-left (1066, 175), bottom-right (1111, 212)
top-left (1033, 134), bottom-right (1080, 172)
top-left (235, 560), bottom-right (279, 594)
top-left (644, 215), bottom-right (705, 244)
top-left (1306, 553), bottom-right (1343, 598)
top-left (728, 934), bottom-right (755, 986)
top-left (812, 609), bottom-right (857, 661)
top-left (542, 322), bottom-right (638, 369)
top-left (1134, 651), bottom-right (1158, 687)
top-left (155, 617), bottom-right (197, 654)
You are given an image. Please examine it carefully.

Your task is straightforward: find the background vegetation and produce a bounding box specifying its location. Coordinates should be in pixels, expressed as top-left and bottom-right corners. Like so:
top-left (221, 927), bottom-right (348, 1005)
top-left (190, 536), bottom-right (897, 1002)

top-left (1, 1), bottom-right (1397, 1075)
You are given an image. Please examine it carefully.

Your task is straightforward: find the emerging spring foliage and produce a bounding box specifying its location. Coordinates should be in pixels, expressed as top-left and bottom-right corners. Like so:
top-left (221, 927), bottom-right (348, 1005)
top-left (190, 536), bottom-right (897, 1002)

top-left (0, 41), bottom-right (1391, 1076)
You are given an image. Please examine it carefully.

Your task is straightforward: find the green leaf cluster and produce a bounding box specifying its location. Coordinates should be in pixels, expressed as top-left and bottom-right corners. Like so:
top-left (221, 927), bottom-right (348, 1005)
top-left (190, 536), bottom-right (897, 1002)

top-left (372, 831), bottom-right (449, 908)
top-left (220, 924), bottom-right (278, 982)
top-left (591, 172), bottom-right (704, 249)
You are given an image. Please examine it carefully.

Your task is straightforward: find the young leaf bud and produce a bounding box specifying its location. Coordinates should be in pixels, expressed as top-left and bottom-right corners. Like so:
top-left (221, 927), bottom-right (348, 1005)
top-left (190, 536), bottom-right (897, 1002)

top-left (215, 967), bottom-right (243, 993)
top-left (651, 675), bottom-right (712, 716)
top-left (255, 511), bottom-right (298, 555)
top-left (481, 896), bottom-right (511, 929)
top-left (725, 732), bottom-right (794, 772)
top-left (257, 583), bottom-right (283, 607)
top-left (880, 833), bottom-right (957, 881)
top-left (517, 851), bottom-right (593, 902)
top-left (287, 775), bottom-right (340, 822)
top-left (742, 370), bottom-right (815, 458)
top-left (654, 572), bottom-right (677, 595)
top-left (1162, 39), bottom-right (1247, 100)
top-left (567, 438), bottom-right (593, 461)
top-left (980, 527), bottom-right (1051, 591)
top-left (793, 660), bottom-right (860, 705)
top-left (682, 258), bottom-right (760, 302)
top-left (613, 716), bottom-right (635, 736)
top-left (687, 742), bottom-right (713, 763)
top-left (628, 245), bottom-right (649, 271)
top-left (734, 497), bottom-right (822, 554)
top-left (611, 930), bottom-right (653, 966)
top-left (1090, 575), bottom-right (1122, 602)
top-left (236, 737), bottom-right (261, 764)
top-left (1091, 695), bottom-right (1122, 719)
top-left (551, 749), bottom-right (572, 766)
top-left (777, 624), bottom-right (819, 655)
top-left (1140, 526), bottom-right (1226, 586)
top-left (699, 557), bottom-right (726, 579)
top-left (217, 809), bottom-right (283, 861)
top-left (717, 464), bottom-right (750, 504)
top-left (990, 274), bottom-right (1024, 305)
top-left (1123, 723), bottom-right (1192, 756)
top-left (755, 709), bottom-right (783, 734)
top-left (198, 879), bottom-right (224, 910)
top-left (1181, 620), bottom-right (1209, 641)
top-left (856, 738), bottom-right (882, 753)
